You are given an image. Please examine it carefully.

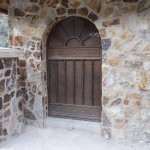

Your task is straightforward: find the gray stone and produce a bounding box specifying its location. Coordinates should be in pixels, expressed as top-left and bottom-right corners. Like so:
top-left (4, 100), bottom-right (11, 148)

top-left (4, 109), bottom-right (11, 118)
top-left (102, 112), bottom-right (111, 127)
top-left (88, 12), bottom-right (98, 22)
top-left (110, 98), bottom-right (122, 106)
top-left (102, 38), bottom-right (111, 51)
top-left (14, 8), bottom-right (25, 17)
top-left (56, 8), bottom-right (66, 15)
top-left (3, 128), bottom-right (8, 136)
top-left (24, 109), bottom-right (36, 120)
top-left (0, 98), bottom-right (2, 110)
top-left (17, 115), bottom-right (24, 123)
top-left (0, 60), bottom-right (4, 70)
top-left (25, 50), bottom-right (32, 59)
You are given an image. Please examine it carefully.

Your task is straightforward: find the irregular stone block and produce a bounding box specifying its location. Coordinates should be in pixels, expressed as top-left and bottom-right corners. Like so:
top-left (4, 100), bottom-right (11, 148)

top-left (20, 88), bottom-right (28, 101)
top-left (70, 2), bottom-right (81, 9)
top-left (33, 52), bottom-right (41, 60)
top-left (101, 127), bottom-right (111, 139)
top-left (114, 119), bottom-right (128, 128)
top-left (13, 36), bottom-right (27, 46)
top-left (102, 38), bottom-right (111, 51)
top-left (88, 0), bottom-right (101, 13)
top-left (3, 103), bottom-right (9, 110)
top-left (29, 15), bottom-right (39, 28)
top-left (26, 41), bottom-right (36, 51)
top-left (4, 94), bottom-right (11, 103)
top-left (29, 98), bottom-right (35, 110)
top-left (102, 112), bottom-right (111, 127)
top-left (48, 0), bottom-right (59, 8)
top-left (5, 70), bottom-right (11, 77)
top-left (102, 18), bottom-right (120, 27)
top-left (108, 56), bottom-right (120, 67)
top-left (138, 72), bottom-right (149, 91)
top-left (78, 7), bottom-right (89, 16)
top-left (25, 50), bottom-right (32, 59)
top-left (20, 68), bottom-right (27, 81)
top-left (0, 98), bottom-right (2, 110)
top-left (110, 98), bottom-right (122, 106)
top-left (0, 60), bottom-right (4, 70)
top-left (0, 122), bottom-right (2, 136)
top-left (61, 0), bottom-right (69, 8)
top-left (124, 108), bottom-right (135, 118)
top-left (24, 109), bottom-right (36, 120)
top-left (30, 0), bottom-right (38, 2)
top-left (6, 77), bottom-right (16, 91)
top-left (124, 60), bottom-right (143, 70)
top-left (25, 5), bottom-right (39, 13)
top-left (68, 9), bottom-right (77, 14)
top-left (4, 59), bottom-right (12, 68)
top-left (17, 115), bottom-right (24, 123)
top-left (99, 28), bottom-right (106, 38)
top-left (4, 109), bottom-right (11, 118)
top-left (18, 99), bottom-right (25, 111)
top-left (3, 129), bottom-right (8, 136)
top-left (124, 99), bottom-right (129, 105)
top-left (0, 79), bottom-right (5, 95)
top-left (88, 12), bottom-right (98, 22)
top-left (18, 60), bottom-right (26, 67)
top-left (16, 89), bottom-right (22, 98)
top-left (122, 30), bottom-right (135, 41)
top-left (103, 96), bottom-right (109, 106)
top-left (14, 8), bottom-right (25, 17)
top-left (126, 93), bottom-right (143, 100)
top-left (123, 0), bottom-right (139, 2)
top-left (56, 7), bottom-right (66, 15)
top-left (39, 0), bottom-right (46, 5)
top-left (105, 0), bottom-right (121, 3)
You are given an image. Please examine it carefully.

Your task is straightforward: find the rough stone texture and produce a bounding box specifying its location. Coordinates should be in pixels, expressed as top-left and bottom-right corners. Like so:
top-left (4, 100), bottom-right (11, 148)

top-left (102, 18), bottom-right (120, 27)
top-left (2, 0), bottom-right (150, 145)
top-left (0, 58), bottom-right (23, 144)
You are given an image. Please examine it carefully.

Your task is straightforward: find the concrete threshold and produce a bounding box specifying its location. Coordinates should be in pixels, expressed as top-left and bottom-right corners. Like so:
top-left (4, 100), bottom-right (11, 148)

top-left (44, 117), bottom-right (101, 134)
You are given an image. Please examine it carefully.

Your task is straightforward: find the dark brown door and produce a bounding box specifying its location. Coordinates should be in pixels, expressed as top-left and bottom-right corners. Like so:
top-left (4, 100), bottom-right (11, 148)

top-left (47, 17), bottom-right (102, 121)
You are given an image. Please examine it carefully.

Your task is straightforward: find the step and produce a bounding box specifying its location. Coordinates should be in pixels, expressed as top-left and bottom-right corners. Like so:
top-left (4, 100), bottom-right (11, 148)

top-left (44, 117), bottom-right (101, 134)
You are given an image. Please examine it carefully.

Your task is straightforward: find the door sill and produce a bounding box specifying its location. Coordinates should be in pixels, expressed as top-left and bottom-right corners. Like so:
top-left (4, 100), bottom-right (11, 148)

top-left (44, 117), bottom-right (101, 134)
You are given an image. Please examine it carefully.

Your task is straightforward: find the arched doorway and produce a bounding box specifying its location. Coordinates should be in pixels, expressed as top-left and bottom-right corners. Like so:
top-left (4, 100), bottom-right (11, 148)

top-left (47, 16), bottom-right (102, 121)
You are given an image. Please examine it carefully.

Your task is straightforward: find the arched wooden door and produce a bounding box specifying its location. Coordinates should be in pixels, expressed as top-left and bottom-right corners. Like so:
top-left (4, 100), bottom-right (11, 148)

top-left (47, 17), bottom-right (102, 121)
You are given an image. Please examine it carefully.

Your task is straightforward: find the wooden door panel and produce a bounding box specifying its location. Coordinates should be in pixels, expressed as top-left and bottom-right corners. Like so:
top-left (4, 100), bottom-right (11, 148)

top-left (66, 61), bottom-right (74, 104)
top-left (84, 61), bottom-right (92, 106)
top-left (57, 61), bottom-right (65, 104)
top-left (49, 103), bottom-right (101, 121)
top-left (49, 61), bottom-right (57, 103)
top-left (93, 61), bottom-right (101, 106)
top-left (75, 61), bottom-right (83, 105)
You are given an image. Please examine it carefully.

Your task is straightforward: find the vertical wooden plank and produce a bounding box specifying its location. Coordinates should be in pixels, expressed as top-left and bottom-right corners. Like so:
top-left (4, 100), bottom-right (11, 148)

top-left (57, 60), bottom-right (65, 103)
top-left (84, 60), bottom-right (92, 106)
top-left (64, 60), bottom-right (67, 104)
top-left (93, 60), bottom-right (101, 106)
top-left (66, 60), bottom-right (74, 104)
top-left (75, 60), bottom-right (83, 105)
top-left (49, 61), bottom-right (57, 103)
top-left (82, 60), bottom-right (84, 105)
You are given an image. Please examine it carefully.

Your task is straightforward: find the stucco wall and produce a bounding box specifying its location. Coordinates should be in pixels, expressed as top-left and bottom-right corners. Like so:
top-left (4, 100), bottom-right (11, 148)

top-left (7, 0), bottom-right (150, 142)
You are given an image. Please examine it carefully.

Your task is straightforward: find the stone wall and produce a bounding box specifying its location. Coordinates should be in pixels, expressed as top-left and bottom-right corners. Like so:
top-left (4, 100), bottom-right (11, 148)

top-left (0, 13), bottom-right (9, 47)
top-left (8, 0), bottom-right (150, 142)
top-left (0, 57), bottom-right (24, 144)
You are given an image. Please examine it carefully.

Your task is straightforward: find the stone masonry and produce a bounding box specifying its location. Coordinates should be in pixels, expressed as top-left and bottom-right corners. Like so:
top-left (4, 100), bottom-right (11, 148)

top-left (1, 0), bottom-right (149, 144)
top-left (0, 58), bottom-right (24, 143)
